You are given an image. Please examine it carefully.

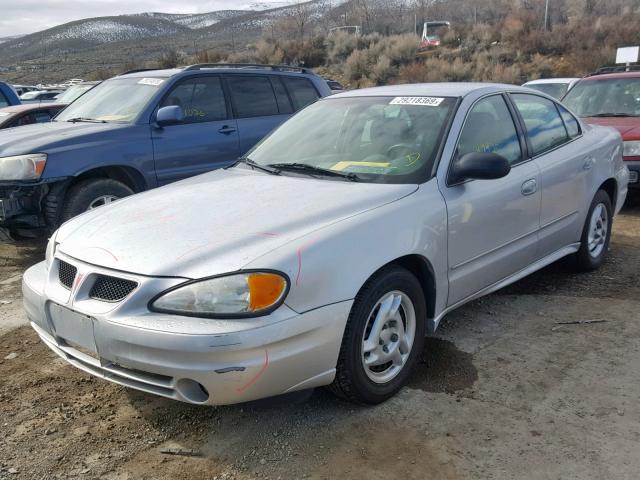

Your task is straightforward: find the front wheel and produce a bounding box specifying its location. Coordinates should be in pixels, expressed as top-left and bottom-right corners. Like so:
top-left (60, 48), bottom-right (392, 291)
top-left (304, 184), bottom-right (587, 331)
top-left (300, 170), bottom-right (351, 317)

top-left (573, 189), bottom-right (613, 272)
top-left (329, 266), bottom-right (426, 404)
top-left (61, 178), bottom-right (133, 223)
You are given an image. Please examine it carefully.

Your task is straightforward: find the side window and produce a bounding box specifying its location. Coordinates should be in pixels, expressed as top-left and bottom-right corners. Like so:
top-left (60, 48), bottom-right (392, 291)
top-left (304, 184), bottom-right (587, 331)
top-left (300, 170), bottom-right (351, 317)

top-left (160, 77), bottom-right (227, 124)
top-left (0, 91), bottom-right (8, 108)
top-left (511, 93), bottom-right (569, 155)
top-left (227, 76), bottom-right (279, 118)
top-left (457, 95), bottom-right (522, 165)
top-left (14, 114), bottom-right (34, 127)
top-left (33, 112), bottom-right (52, 123)
top-left (557, 104), bottom-right (580, 138)
top-left (270, 77), bottom-right (293, 114)
top-left (282, 77), bottom-right (320, 111)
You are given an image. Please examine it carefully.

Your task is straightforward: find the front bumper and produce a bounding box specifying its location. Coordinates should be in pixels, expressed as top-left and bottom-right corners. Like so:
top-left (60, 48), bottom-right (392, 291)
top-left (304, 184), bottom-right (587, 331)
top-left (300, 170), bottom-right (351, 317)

top-left (23, 258), bottom-right (352, 405)
top-left (0, 182), bottom-right (47, 228)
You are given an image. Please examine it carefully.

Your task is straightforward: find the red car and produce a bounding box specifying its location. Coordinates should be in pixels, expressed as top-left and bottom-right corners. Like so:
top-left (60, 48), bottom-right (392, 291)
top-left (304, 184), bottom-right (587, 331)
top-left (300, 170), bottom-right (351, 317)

top-left (0, 103), bottom-right (66, 129)
top-left (562, 69), bottom-right (640, 190)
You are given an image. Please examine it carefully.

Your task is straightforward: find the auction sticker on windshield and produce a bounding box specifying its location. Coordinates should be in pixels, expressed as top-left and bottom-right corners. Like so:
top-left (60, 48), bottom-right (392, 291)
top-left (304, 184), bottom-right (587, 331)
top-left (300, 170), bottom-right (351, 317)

top-left (138, 78), bottom-right (164, 87)
top-left (389, 96), bottom-right (444, 106)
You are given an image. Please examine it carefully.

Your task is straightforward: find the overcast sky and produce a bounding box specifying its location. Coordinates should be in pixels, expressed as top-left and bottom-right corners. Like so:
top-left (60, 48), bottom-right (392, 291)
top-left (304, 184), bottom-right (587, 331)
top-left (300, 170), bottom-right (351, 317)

top-left (0, 0), bottom-right (292, 37)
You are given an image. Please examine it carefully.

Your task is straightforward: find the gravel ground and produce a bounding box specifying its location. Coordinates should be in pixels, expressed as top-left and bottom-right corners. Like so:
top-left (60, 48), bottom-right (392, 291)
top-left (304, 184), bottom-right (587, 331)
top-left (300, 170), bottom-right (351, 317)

top-left (0, 196), bottom-right (639, 480)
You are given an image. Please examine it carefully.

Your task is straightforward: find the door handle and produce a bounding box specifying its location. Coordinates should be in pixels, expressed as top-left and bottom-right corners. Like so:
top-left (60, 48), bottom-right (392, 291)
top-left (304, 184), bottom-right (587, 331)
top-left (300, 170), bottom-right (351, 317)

top-left (583, 156), bottom-right (595, 170)
top-left (521, 179), bottom-right (537, 196)
top-left (218, 125), bottom-right (236, 134)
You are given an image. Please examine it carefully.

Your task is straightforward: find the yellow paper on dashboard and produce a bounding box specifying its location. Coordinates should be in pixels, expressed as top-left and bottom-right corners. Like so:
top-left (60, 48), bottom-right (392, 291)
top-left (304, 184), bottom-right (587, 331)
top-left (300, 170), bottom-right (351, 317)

top-left (332, 161), bottom-right (391, 171)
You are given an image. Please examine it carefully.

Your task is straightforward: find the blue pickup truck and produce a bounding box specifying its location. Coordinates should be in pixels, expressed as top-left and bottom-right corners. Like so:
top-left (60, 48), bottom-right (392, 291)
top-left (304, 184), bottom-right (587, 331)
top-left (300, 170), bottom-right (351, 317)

top-left (0, 82), bottom-right (21, 108)
top-left (0, 64), bottom-right (331, 237)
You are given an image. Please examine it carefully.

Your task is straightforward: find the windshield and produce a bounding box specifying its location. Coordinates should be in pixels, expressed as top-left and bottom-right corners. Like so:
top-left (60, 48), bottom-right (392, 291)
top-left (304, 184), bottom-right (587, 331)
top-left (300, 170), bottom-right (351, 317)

top-left (526, 83), bottom-right (568, 100)
top-left (56, 84), bottom-right (96, 104)
top-left (244, 96), bottom-right (457, 184)
top-left (55, 77), bottom-right (165, 123)
top-left (562, 78), bottom-right (640, 117)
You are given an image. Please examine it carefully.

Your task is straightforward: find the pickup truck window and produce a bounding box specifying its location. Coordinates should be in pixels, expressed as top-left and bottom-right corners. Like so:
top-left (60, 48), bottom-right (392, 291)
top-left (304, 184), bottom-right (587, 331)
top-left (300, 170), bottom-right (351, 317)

top-left (161, 77), bottom-right (227, 124)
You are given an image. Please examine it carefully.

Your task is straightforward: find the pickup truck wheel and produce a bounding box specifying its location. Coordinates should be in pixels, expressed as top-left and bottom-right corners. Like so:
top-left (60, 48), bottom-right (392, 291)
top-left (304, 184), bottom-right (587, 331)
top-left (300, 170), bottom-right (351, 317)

top-left (61, 178), bottom-right (133, 222)
top-left (329, 265), bottom-right (426, 404)
top-left (573, 189), bottom-right (613, 272)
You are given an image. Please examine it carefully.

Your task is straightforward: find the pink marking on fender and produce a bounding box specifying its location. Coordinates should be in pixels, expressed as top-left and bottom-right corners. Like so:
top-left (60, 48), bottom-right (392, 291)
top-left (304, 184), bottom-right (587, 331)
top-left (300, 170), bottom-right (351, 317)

top-left (236, 350), bottom-right (269, 393)
top-left (295, 240), bottom-right (316, 287)
top-left (176, 244), bottom-right (207, 261)
top-left (85, 246), bottom-right (118, 262)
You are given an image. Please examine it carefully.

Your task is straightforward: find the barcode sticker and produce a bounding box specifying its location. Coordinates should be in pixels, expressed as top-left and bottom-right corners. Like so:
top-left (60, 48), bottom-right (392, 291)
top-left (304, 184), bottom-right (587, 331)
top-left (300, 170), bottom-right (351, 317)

top-left (138, 78), bottom-right (164, 86)
top-left (389, 96), bottom-right (444, 106)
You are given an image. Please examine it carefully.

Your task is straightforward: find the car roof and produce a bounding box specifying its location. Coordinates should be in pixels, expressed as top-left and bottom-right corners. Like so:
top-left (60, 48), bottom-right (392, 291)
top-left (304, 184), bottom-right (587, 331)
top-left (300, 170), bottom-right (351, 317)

top-left (331, 82), bottom-right (532, 99)
top-left (117, 65), bottom-right (318, 80)
top-left (524, 78), bottom-right (580, 85)
top-left (0, 103), bottom-right (65, 114)
top-left (582, 71), bottom-right (640, 80)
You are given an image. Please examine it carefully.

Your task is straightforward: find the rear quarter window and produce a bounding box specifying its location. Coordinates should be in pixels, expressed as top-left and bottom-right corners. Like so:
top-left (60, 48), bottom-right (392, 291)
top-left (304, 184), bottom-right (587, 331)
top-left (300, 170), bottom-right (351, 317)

top-left (557, 104), bottom-right (581, 138)
top-left (0, 91), bottom-right (8, 108)
top-left (282, 77), bottom-right (320, 111)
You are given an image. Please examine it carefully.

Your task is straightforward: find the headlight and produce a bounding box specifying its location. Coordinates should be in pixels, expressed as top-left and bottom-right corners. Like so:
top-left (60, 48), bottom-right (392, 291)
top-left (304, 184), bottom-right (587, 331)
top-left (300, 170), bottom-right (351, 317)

top-left (0, 154), bottom-right (47, 180)
top-left (149, 271), bottom-right (289, 318)
top-left (45, 232), bottom-right (58, 270)
top-left (623, 141), bottom-right (640, 157)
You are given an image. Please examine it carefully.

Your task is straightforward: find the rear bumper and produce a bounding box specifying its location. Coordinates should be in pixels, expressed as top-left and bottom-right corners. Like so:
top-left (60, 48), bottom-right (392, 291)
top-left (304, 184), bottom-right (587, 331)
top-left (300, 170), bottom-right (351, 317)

top-left (23, 260), bottom-right (352, 405)
top-left (626, 161), bottom-right (639, 189)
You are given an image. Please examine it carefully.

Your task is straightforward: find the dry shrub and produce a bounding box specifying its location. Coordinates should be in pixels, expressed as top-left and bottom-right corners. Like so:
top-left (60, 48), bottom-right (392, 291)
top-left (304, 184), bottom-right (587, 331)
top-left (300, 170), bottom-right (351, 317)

top-left (371, 55), bottom-right (396, 85)
top-left (327, 31), bottom-right (358, 63)
top-left (344, 49), bottom-right (370, 83)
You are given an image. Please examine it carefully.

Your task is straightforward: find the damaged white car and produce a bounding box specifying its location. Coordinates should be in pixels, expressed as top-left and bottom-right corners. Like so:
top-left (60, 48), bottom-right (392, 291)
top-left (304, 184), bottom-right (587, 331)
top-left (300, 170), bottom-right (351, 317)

top-left (23, 83), bottom-right (628, 405)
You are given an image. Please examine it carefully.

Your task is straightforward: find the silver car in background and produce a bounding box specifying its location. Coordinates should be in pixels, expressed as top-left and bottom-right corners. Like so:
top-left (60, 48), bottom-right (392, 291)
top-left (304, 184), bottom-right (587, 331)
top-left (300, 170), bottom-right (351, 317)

top-left (23, 83), bottom-right (628, 405)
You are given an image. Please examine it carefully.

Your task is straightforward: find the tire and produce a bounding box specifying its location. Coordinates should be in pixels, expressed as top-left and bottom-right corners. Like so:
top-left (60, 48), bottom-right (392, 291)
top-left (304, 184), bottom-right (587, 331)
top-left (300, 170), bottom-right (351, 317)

top-left (329, 265), bottom-right (426, 404)
top-left (573, 189), bottom-right (613, 272)
top-left (61, 178), bottom-right (133, 223)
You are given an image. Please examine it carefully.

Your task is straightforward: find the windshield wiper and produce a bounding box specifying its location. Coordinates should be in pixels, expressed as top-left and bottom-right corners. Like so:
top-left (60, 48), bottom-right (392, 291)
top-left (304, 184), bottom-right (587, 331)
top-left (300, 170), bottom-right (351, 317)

top-left (233, 157), bottom-right (281, 175)
top-left (588, 113), bottom-right (637, 118)
top-left (66, 117), bottom-right (107, 123)
top-left (267, 163), bottom-right (359, 181)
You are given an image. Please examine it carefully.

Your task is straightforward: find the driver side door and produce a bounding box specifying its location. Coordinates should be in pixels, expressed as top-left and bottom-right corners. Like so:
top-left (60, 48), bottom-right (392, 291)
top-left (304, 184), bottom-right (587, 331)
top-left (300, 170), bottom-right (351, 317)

top-left (440, 94), bottom-right (541, 306)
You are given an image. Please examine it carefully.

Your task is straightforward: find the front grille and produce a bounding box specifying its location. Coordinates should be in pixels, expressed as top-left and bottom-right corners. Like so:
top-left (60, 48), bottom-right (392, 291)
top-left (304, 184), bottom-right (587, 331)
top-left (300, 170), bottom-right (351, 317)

top-left (89, 275), bottom-right (137, 302)
top-left (58, 260), bottom-right (77, 289)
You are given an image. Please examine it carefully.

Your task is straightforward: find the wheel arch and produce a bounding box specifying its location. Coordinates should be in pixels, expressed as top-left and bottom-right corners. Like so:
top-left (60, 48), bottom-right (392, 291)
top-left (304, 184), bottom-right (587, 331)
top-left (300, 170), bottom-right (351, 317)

top-left (598, 177), bottom-right (618, 211)
top-left (367, 254), bottom-right (437, 333)
top-left (44, 165), bottom-right (147, 228)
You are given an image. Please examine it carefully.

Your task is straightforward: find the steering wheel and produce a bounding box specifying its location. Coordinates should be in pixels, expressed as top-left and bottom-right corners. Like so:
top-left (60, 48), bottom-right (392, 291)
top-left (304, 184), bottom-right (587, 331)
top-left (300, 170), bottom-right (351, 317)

top-left (386, 144), bottom-right (414, 158)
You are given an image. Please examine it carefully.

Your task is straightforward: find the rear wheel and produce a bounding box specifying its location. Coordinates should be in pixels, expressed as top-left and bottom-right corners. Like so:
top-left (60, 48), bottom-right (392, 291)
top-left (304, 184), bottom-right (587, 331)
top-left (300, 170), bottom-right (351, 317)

top-left (61, 178), bottom-right (133, 223)
top-left (329, 266), bottom-right (426, 404)
top-left (573, 189), bottom-right (613, 271)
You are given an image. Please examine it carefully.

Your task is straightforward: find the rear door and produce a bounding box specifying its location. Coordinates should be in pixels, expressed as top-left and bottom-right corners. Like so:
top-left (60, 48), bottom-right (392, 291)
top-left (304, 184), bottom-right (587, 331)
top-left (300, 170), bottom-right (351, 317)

top-left (441, 94), bottom-right (541, 306)
top-left (225, 75), bottom-right (291, 154)
top-left (510, 93), bottom-right (587, 258)
top-left (151, 75), bottom-right (240, 186)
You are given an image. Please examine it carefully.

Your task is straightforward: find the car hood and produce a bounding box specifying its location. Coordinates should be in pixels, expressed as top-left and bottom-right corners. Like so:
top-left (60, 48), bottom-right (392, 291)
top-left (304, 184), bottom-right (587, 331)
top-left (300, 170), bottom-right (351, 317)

top-left (57, 168), bottom-right (417, 278)
top-left (583, 117), bottom-right (640, 140)
top-left (0, 121), bottom-right (127, 156)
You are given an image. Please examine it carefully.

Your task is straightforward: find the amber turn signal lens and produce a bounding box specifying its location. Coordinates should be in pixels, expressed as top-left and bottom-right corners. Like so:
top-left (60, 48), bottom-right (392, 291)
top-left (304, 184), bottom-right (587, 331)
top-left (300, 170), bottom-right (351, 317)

top-left (247, 273), bottom-right (287, 311)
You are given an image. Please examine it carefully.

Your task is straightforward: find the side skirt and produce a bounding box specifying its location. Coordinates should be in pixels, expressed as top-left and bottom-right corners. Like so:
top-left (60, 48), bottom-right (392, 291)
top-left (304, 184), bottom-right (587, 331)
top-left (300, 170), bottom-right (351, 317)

top-left (429, 242), bottom-right (581, 332)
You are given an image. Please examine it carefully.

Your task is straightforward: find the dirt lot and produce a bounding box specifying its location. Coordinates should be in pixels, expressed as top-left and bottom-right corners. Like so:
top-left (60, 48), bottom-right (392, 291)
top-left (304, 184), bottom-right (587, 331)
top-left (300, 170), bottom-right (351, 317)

top-left (1, 199), bottom-right (639, 480)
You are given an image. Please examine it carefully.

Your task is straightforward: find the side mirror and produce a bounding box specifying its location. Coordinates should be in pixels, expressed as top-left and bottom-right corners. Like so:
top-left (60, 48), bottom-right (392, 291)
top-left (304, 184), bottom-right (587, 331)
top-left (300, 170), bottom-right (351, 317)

top-left (449, 151), bottom-right (511, 184)
top-left (156, 105), bottom-right (184, 127)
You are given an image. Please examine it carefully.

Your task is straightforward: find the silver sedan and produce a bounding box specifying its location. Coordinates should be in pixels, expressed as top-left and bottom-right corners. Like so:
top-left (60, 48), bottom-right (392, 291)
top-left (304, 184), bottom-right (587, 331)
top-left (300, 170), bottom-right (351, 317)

top-left (23, 83), bottom-right (629, 405)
